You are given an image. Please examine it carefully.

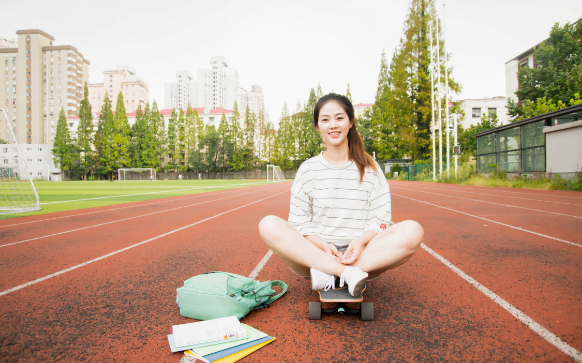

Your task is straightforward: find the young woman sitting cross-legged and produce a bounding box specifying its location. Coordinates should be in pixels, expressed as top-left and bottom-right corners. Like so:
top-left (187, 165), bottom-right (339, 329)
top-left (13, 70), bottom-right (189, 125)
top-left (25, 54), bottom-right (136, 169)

top-left (259, 93), bottom-right (424, 297)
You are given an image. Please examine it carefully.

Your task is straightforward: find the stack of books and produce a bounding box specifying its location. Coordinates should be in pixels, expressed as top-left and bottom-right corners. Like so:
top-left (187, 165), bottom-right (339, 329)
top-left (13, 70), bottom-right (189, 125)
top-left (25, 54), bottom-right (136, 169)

top-left (168, 316), bottom-right (275, 363)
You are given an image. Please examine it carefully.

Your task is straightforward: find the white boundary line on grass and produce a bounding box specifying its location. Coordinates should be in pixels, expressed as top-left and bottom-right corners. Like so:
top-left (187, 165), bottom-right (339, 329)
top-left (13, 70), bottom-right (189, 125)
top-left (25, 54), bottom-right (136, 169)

top-left (421, 241), bottom-right (582, 361)
top-left (40, 182), bottom-right (267, 205)
top-left (392, 194), bottom-right (582, 249)
top-left (387, 221), bottom-right (582, 361)
top-left (392, 187), bottom-right (582, 219)
top-left (0, 186), bottom-right (282, 248)
top-left (0, 189), bottom-right (290, 298)
top-left (394, 184), bottom-right (582, 207)
top-left (0, 183), bottom-right (279, 229)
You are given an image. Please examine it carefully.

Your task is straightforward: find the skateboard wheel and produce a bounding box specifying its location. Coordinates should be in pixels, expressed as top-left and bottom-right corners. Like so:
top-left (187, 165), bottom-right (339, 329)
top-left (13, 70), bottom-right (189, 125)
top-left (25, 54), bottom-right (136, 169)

top-left (309, 302), bottom-right (322, 320)
top-left (361, 302), bottom-right (374, 321)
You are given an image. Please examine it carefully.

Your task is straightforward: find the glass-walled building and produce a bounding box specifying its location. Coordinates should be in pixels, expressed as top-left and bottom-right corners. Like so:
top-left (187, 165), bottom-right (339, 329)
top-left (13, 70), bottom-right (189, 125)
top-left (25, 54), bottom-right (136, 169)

top-left (474, 103), bottom-right (582, 173)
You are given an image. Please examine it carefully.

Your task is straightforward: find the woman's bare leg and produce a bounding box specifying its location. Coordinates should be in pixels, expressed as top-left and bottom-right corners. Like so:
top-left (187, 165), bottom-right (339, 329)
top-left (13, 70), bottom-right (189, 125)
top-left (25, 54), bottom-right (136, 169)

top-left (351, 220), bottom-right (424, 278)
top-left (258, 216), bottom-right (424, 280)
top-left (258, 215), bottom-right (346, 277)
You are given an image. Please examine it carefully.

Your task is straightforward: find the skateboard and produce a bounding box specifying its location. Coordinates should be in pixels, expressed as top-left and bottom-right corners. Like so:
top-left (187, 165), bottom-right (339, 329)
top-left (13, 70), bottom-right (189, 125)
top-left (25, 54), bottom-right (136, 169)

top-left (309, 286), bottom-right (374, 321)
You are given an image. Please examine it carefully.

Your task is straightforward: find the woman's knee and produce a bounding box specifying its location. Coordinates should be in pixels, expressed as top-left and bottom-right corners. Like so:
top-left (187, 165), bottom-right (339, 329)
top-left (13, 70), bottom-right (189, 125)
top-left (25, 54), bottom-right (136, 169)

top-left (258, 215), bottom-right (283, 241)
top-left (399, 220), bottom-right (424, 250)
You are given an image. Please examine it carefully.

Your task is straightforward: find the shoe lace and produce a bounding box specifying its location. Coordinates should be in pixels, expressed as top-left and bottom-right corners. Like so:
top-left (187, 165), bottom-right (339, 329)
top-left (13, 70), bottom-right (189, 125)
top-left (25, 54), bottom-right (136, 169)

top-left (339, 267), bottom-right (350, 289)
top-left (323, 274), bottom-right (336, 291)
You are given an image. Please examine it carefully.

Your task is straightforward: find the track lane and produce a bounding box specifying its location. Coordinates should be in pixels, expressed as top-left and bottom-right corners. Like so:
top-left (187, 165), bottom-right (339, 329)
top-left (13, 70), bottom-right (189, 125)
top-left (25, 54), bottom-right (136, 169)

top-left (389, 186), bottom-right (582, 353)
top-left (0, 184), bottom-right (282, 245)
top-left (391, 186), bottom-right (582, 245)
top-left (0, 184), bottom-right (290, 291)
top-left (0, 188), bottom-right (291, 362)
top-left (392, 180), bottom-right (582, 200)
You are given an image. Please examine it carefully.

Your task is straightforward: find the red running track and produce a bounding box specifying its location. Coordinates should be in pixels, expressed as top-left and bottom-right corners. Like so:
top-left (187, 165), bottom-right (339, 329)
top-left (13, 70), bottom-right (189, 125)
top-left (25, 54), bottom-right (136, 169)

top-left (0, 181), bottom-right (580, 362)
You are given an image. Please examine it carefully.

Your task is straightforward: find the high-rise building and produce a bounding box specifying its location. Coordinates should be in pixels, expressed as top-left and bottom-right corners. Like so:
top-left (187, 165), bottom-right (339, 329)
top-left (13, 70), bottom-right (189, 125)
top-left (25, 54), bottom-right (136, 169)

top-left (0, 29), bottom-right (89, 145)
top-left (196, 56), bottom-right (239, 110)
top-left (164, 71), bottom-right (197, 110)
top-left (88, 65), bottom-right (149, 114)
top-left (239, 85), bottom-right (265, 119)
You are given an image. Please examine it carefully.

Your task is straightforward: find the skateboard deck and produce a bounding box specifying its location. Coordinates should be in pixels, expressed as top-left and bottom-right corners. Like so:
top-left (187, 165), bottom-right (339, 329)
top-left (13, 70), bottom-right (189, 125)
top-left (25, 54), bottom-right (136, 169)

top-left (317, 286), bottom-right (365, 303)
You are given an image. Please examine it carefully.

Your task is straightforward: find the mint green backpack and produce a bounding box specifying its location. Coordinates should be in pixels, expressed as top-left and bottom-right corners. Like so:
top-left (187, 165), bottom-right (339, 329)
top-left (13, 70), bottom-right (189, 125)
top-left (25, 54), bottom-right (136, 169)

top-left (176, 271), bottom-right (288, 321)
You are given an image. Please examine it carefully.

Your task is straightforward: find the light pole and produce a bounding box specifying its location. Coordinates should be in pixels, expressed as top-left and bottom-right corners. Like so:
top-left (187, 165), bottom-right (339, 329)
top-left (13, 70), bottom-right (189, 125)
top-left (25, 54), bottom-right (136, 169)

top-left (429, 22), bottom-right (436, 181)
top-left (436, 19), bottom-right (443, 178)
top-left (443, 4), bottom-right (450, 178)
top-left (453, 114), bottom-right (458, 179)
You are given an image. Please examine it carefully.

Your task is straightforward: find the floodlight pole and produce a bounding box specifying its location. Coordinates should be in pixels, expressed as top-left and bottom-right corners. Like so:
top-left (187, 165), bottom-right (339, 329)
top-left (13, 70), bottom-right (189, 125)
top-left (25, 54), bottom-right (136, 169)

top-left (436, 19), bottom-right (443, 178)
top-left (429, 22), bottom-right (436, 181)
top-left (444, 4), bottom-right (450, 178)
top-left (453, 114), bottom-right (458, 179)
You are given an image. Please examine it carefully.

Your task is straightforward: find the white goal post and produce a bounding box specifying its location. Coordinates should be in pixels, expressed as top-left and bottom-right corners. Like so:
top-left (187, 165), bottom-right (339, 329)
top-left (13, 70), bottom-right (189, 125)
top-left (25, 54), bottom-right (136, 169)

top-left (266, 165), bottom-right (285, 182)
top-left (117, 168), bottom-right (156, 181)
top-left (0, 109), bottom-right (41, 215)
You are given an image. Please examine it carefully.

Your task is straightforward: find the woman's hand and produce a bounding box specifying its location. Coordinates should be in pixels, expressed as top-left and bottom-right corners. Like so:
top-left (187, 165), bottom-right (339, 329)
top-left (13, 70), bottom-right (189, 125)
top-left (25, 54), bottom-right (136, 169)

top-left (338, 240), bottom-right (365, 265)
top-left (322, 243), bottom-right (342, 262)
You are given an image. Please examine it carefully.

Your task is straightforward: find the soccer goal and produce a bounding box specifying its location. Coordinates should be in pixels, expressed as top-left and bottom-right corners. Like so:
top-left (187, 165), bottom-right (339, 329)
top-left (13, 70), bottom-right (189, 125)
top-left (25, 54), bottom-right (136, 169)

top-left (266, 165), bottom-right (285, 182)
top-left (0, 109), bottom-right (41, 215)
top-left (118, 168), bottom-right (156, 181)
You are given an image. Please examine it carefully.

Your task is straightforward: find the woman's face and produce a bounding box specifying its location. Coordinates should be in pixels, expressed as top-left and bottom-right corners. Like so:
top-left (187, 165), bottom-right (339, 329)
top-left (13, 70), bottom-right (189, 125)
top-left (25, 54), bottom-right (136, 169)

top-left (316, 101), bottom-right (353, 148)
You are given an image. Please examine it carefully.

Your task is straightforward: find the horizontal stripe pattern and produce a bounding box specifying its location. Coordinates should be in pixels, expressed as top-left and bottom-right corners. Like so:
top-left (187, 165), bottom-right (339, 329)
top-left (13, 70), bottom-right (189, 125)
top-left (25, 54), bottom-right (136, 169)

top-left (288, 153), bottom-right (391, 244)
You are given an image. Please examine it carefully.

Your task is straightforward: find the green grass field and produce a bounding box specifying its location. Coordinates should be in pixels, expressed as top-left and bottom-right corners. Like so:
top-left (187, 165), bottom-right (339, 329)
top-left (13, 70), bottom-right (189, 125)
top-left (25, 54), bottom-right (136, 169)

top-left (0, 180), bottom-right (275, 220)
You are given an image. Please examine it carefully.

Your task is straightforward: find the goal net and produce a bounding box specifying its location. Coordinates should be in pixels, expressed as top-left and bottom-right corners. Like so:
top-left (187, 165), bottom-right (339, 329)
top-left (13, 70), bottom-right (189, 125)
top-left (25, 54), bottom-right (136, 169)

top-left (266, 165), bottom-right (285, 182)
top-left (0, 109), bottom-right (41, 215)
top-left (118, 168), bottom-right (156, 181)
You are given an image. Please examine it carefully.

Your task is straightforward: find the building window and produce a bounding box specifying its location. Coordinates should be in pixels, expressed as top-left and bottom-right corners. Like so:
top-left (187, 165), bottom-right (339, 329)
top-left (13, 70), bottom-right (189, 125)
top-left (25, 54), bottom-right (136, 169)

top-left (472, 108), bottom-right (481, 118)
top-left (488, 108), bottom-right (497, 115)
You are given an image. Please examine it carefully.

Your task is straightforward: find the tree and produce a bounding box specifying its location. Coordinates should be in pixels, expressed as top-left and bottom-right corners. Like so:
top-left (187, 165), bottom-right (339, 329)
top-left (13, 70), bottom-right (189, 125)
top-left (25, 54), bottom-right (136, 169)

top-left (217, 113), bottom-right (232, 178)
top-left (509, 93), bottom-right (582, 122)
top-left (112, 92), bottom-right (131, 171)
top-left (373, 0), bottom-right (461, 161)
top-left (176, 109), bottom-right (186, 171)
top-left (346, 83), bottom-right (353, 103)
top-left (96, 92), bottom-right (115, 180)
top-left (149, 101), bottom-right (166, 171)
top-left (357, 107), bottom-right (376, 157)
top-left (76, 82), bottom-right (93, 180)
top-left (458, 112), bottom-right (500, 160)
top-left (166, 109), bottom-right (177, 172)
top-left (203, 125), bottom-right (220, 178)
top-left (508, 18), bottom-right (582, 120)
top-left (52, 108), bottom-right (75, 180)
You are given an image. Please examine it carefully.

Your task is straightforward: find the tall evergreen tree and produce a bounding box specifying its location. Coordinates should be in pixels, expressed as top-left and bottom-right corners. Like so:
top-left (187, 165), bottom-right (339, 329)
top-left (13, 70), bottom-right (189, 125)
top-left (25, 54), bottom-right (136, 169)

top-left (52, 108), bottom-right (75, 180)
top-left (97, 92), bottom-right (116, 180)
top-left (112, 92), bottom-right (132, 171)
top-left (150, 101), bottom-right (166, 171)
top-left (177, 109), bottom-right (186, 171)
top-left (76, 82), bottom-right (93, 179)
top-left (166, 109), bottom-right (177, 172)
top-left (373, 0), bottom-right (460, 161)
top-left (217, 113), bottom-right (231, 178)
top-left (346, 83), bottom-right (353, 103)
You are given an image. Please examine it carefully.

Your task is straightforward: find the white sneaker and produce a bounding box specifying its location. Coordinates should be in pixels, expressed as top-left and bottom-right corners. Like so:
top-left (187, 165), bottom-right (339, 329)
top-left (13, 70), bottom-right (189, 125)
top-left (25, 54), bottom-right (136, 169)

top-left (310, 268), bottom-right (336, 291)
top-left (339, 266), bottom-right (368, 297)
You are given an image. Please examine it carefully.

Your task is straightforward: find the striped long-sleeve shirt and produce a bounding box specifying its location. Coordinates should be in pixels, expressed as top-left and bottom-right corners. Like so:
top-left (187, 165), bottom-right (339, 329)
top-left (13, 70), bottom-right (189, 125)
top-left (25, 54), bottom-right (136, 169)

top-left (288, 152), bottom-right (391, 247)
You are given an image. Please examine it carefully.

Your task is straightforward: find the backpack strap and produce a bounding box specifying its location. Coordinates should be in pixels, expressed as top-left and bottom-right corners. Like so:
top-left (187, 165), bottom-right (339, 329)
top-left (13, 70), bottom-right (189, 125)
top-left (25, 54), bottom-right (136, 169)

top-left (255, 280), bottom-right (287, 309)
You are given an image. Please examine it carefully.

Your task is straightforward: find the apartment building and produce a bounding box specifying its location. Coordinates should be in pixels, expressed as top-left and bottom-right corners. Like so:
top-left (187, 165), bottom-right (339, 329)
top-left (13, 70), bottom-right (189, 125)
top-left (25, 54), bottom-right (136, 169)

top-left (239, 85), bottom-right (265, 119)
top-left (0, 29), bottom-right (90, 145)
top-left (88, 65), bottom-right (149, 114)
top-left (458, 97), bottom-right (509, 129)
top-left (164, 71), bottom-right (197, 110)
top-left (196, 56), bottom-right (239, 111)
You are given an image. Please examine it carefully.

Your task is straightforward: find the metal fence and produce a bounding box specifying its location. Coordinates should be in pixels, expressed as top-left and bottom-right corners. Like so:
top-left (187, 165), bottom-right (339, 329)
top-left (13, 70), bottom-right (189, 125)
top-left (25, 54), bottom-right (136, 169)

top-left (156, 170), bottom-right (297, 180)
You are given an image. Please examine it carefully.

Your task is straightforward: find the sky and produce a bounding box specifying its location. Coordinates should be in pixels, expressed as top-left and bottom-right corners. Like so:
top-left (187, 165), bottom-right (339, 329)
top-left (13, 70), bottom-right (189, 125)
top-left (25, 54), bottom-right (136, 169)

top-left (2, 0), bottom-right (581, 125)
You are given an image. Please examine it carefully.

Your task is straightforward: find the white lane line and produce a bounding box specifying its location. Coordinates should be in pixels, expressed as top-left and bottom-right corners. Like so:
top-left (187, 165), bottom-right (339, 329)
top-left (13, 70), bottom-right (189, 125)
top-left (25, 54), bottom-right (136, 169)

top-left (392, 187), bottom-right (582, 219)
top-left (40, 182), bottom-right (266, 205)
top-left (0, 190), bottom-right (290, 298)
top-left (0, 186), bottom-right (282, 248)
top-left (0, 183), bottom-right (280, 229)
top-left (393, 181), bottom-right (582, 201)
top-left (395, 184), bottom-right (582, 207)
top-left (248, 250), bottom-right (274, 279)
top-left (392, 194), bottom-right (582, 248)
top-left (420, 242), bottom-right (582, 362)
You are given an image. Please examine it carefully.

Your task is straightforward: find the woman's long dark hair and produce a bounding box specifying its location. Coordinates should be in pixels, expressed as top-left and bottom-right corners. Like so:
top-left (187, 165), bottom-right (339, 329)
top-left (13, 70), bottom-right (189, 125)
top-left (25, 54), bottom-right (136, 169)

top-left (313, 93), bottom-right (378, 183)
